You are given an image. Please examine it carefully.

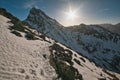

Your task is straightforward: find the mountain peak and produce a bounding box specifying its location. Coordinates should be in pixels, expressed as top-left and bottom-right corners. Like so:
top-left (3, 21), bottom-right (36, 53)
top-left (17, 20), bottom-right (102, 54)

top-left (26, 7), bottom-right (60, 25)
top-left (25, 7), bottom-right (63, 35)
top-left (25, 7), bottom-right (52, 29)
top-left (30, 7), bottom-right (48, 18)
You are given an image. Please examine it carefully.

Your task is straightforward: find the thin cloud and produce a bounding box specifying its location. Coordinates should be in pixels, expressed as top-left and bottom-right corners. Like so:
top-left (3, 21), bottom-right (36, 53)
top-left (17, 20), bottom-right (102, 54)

top-left (23, 0), bottom-right (42, 9)
top-left (98, 8), bottom-right (110, 13)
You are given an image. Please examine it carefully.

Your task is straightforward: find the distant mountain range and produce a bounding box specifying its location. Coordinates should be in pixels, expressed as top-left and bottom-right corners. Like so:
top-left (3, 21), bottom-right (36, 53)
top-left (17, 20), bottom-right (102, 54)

top-left (0, 7), bottom-right (120, 80)
top-left (100, 23), bottom-right (120, 35)
top-left (25, 7), bottom-right (120, 73)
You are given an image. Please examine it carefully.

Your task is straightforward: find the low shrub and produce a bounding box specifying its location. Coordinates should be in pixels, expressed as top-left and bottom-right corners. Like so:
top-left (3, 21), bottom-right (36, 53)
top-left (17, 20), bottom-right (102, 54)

top-left (11, 30), bottom-right (22, 37)
top-left (49, 44), bottom-right (83, 80)
top-left (25, 32), bottom-right (38, 40)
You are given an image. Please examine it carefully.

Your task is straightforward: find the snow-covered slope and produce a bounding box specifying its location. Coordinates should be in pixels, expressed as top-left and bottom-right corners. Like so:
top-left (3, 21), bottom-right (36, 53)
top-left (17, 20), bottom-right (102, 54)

top-left (1, 8), bottom-right (120, 80)
top-left (25, 7), bottom-right (120, 74)
top-left (0, 14), bottom-right (57, 80)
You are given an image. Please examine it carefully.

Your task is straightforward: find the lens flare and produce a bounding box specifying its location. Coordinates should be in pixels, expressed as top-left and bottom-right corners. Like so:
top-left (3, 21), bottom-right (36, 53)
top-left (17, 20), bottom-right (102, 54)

top-left (64, 5), bottom-right (78, 21)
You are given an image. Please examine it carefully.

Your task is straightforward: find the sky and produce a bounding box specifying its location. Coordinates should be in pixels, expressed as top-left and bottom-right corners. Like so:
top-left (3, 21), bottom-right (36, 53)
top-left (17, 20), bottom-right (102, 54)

top-left (0, 0), bottom-right (120, 26)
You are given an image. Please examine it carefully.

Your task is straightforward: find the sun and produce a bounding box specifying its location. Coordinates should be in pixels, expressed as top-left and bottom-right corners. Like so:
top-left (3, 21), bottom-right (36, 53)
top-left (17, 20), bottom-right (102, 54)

top-left (67, 10), bottom-right (76, 20)
top-left (61, 5), bottom-right (81, 26)
top-left (65, 7), bottom-right (78, 21)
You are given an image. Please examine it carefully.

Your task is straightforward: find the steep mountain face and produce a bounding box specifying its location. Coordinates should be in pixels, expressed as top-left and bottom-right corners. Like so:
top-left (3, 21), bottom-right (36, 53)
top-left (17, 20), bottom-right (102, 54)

top-left (25, 7), bottom-right (120, 74)
top-left (2, 8), bottom-right (120, 80)
top-left (25, 7), bottom-right (68, 44)
top-left (100, 23), bottom-right (120, 35)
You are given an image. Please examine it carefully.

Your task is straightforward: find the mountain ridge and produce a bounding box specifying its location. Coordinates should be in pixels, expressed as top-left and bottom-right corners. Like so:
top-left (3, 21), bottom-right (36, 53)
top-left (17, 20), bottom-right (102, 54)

top-left (100, 23), bottom-right (120, 35)
top-left (25, 7), bottom-right (120, 74)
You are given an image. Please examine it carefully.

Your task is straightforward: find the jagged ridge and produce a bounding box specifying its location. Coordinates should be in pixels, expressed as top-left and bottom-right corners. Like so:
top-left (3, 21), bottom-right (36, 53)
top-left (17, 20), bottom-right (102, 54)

top-left (25, 7), bottom-right (120, 74)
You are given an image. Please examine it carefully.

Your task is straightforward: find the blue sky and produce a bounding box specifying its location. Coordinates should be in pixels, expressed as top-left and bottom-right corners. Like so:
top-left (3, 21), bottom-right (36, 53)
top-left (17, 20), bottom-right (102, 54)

top-left (0, 0), bottom-right (120, 26)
